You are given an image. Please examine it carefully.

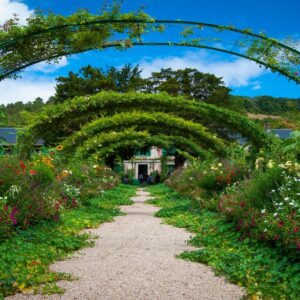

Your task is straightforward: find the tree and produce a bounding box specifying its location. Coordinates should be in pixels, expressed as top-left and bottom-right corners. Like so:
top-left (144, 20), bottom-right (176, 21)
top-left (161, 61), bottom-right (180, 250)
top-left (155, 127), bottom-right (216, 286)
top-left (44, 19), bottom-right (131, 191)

top-left (1, 97), bottom-right (45, 127)
top-left (0, 107), bottom-right (7, 126)
top-left (53, 64), bottom-right (146, 103)
top-left (146, 68), bottom-right (231, 106)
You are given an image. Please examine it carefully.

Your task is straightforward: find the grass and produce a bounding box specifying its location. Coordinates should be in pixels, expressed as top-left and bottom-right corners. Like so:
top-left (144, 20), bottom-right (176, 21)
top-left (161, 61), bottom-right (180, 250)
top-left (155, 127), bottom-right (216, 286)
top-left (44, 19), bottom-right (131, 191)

top-left (146, 184), bottom-right (300, 300)
top-left (0, 184), bottom-right (137, 299)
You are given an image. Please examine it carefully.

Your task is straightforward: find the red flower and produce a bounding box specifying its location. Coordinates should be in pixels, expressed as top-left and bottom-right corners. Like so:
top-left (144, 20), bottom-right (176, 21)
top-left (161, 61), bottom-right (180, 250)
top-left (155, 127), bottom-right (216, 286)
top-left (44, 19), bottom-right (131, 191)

top-left (293, 227), bottom-right (299, 233)
top-left (29, 169), bottom-right (37, 175)
top-left (278, 220), bottom-right (284, 227)
top-left (239, 201), bottom-right (245, 208)
top-left (19, 161), bottom-right (26, 170)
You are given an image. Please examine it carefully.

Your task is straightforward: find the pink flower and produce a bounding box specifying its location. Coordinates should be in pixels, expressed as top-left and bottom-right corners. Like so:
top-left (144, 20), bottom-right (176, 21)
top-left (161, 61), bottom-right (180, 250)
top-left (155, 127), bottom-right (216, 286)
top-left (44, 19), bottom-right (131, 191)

top-left (9, 206), bottom-right (18, 225)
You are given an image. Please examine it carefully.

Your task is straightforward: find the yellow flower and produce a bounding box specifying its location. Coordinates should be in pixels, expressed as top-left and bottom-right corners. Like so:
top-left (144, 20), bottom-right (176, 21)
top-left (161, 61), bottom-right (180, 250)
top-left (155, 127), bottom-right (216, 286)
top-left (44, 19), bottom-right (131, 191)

top-left (267, 160), bottom-right (274, 169)
top-left (56, 145), bottom-right (63, 151)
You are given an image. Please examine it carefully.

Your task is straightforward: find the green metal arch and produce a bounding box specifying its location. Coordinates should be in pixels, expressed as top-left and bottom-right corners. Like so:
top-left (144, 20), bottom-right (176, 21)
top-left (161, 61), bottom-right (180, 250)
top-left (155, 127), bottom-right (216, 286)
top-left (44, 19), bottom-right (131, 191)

top-left (1, 41), bottom-right (294, 82)
top-left (1, 18), bottom-right (299, 83)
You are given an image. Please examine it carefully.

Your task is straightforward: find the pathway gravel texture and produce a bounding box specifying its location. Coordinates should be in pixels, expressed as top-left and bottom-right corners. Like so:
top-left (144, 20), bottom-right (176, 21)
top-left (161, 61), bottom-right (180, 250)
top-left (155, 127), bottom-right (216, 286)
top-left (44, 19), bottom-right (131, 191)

top-left (7, 188), bottom-right (245, 300)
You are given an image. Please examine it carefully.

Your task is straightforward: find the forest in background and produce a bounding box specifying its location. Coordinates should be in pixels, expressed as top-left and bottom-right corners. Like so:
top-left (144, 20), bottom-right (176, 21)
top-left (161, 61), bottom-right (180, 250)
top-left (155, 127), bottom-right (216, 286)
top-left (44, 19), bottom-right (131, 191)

top-left (1, 64), bottom-right (299, 129)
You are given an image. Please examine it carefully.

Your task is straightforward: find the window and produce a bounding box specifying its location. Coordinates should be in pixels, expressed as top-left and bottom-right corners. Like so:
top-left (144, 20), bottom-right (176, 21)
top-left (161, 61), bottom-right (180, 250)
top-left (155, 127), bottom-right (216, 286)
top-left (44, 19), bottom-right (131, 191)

top-left (135, 148), bottom-right (151, 157)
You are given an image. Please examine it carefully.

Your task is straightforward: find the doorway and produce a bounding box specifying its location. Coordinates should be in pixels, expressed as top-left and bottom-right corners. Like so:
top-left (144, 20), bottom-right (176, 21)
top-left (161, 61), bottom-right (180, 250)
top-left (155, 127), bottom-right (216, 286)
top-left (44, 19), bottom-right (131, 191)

top-left (138, 164), bottom-right (148, 178)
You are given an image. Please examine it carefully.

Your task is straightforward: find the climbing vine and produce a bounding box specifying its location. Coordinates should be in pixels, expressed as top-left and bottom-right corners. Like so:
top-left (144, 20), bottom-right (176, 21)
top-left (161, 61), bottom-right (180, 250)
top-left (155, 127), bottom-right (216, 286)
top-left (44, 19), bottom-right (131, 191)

top-left (75, 129), bottom-right (211, 160)
top-left (0, 9), bottom-right (299, 82)
top-left (18, 91), bottom-right (271, 155)
top-left (62, 111), bottom-right (225, 155)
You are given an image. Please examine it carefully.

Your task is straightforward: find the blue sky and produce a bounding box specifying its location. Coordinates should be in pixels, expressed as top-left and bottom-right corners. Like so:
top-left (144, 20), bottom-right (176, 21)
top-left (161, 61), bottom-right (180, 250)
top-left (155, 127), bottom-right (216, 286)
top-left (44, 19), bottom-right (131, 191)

top-left (0, 0), bottom-right (299, 104)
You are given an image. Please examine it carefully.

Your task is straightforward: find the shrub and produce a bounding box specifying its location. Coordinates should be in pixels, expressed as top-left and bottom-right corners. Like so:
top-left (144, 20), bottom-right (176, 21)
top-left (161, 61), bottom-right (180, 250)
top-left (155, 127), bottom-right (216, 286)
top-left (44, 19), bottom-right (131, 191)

top-left (166, 159), bottom-right (247, 210)
top-left (219, 163), bottom-right (300, 251)
top-left (0, 154), bottom-right (119, 240)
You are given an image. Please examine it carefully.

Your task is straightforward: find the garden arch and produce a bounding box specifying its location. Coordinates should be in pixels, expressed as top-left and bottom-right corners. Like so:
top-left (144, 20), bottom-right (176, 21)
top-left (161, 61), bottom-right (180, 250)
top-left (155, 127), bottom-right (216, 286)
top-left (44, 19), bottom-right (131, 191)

top-left (2, 10), bottom-right (297, 160)
top-left (0, 13), bottom-right (299, 82)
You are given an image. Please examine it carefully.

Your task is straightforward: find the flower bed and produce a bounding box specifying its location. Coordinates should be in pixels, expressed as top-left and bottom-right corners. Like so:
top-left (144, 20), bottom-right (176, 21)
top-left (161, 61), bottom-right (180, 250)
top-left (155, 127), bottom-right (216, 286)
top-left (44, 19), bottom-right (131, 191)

top-left (0, 151), bottom-right (119, 240)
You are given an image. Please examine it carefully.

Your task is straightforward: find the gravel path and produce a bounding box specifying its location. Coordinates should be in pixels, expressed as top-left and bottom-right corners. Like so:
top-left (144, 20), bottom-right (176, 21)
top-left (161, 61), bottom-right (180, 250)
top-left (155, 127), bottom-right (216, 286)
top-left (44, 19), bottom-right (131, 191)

top-left (7, 188), bottom-right (245, 300)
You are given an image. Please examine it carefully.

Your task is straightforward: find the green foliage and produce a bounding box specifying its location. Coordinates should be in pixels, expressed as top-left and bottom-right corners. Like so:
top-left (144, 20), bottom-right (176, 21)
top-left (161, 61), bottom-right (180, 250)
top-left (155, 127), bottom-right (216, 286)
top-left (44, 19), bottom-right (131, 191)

top-left (52, 64), bottom-right (145, 103)
top-left (0, 152), bottom-right (120, 239)
top-left (145, 68), bottom-right (230, 104)
top-left (19, 91), bottom-right (269, 159)
top-left (0, 107), bottom-right (7, 126)
top-left (147, 184), bottom-right (300, 299)
top-left (0, 6), bottom-right (153, 80)
top-left (282, 131), bottom-right (300, 160)
top-left (62, 111), bottom-right (225, 157)
top-left (0, 184), bottom-right (136, 297)
top-left (219, 162), bottom-right (300, 251)
top-left (0, 11), bottom-right (299, 84)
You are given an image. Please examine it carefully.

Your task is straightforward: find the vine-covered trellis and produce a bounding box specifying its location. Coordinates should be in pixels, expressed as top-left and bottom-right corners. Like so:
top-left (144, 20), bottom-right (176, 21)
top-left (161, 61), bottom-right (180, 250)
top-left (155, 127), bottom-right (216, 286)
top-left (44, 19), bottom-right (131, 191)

top-left (0, 8), bottom-right (299, 83)
top-left (18, 91), bottom-right (273, 161)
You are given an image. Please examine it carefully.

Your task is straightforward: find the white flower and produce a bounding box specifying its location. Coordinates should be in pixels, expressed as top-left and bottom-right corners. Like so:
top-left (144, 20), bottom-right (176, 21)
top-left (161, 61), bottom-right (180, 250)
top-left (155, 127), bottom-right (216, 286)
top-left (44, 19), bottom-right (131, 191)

top-left (261, 209), bottom-right (266, 213)
top-left (274, 212), bottom-right (278, 217)
top-left (284, 197), bottom-right (289, 201)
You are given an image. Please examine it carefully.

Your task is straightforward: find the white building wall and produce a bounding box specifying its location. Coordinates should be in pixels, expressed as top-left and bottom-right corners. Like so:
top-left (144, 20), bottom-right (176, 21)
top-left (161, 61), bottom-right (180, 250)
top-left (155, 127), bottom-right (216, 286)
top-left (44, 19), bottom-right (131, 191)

top-left (122, 147), bottom-right (175, 179)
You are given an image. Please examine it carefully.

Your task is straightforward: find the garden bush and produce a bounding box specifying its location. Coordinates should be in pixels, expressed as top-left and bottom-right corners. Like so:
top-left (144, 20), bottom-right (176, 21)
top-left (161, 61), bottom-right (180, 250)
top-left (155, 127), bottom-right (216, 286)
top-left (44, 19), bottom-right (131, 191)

top-left (166, 157), bottom-right (247, 210)
top-left (166, 145), bottom-right (300, 253)
top-left (219, 161), bottom-right (300, 251)
top-left (0, 152), bottom-right (119, 241)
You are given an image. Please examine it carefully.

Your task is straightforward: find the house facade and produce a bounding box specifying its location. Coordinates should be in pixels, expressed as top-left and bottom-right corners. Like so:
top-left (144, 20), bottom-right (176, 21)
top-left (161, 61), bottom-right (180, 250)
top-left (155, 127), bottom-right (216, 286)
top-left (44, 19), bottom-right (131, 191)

top-left (122, 147), bottom-right (176, 179)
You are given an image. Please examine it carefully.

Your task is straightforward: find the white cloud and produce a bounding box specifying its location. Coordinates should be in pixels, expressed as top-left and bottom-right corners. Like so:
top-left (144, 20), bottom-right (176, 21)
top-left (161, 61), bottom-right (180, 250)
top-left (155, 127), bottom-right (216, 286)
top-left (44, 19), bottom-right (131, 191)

top-left (139, 50), bottom-right (265, 88)
top-left (252, 83), bottom-right (262, 90)
top-left (0, 0), bottom-right (34, 25)
top-left (28, 57), bottom-right (69, 73)
top-left (0, 76), bottom-right (55, 104)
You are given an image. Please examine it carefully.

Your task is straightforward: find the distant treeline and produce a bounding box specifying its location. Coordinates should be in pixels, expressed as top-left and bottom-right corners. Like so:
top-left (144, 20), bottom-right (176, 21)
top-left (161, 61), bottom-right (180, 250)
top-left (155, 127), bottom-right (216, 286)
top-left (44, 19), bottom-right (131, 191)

top-left (0, 65), bottom-right (299, 127)
top-left (230, 95), bottom-right (300, 115)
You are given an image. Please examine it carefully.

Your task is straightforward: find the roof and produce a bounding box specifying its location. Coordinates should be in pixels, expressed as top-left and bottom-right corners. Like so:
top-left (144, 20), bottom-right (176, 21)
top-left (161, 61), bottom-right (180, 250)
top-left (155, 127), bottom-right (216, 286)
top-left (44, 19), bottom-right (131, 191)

top-left (0, 127), bottom-right (43, 145)
top-left (228, 128), bottom-right (294, 145)
top-left (0, 128), bottom-right (18, 144)
top-left (270, 129), bottom-right (294, 139)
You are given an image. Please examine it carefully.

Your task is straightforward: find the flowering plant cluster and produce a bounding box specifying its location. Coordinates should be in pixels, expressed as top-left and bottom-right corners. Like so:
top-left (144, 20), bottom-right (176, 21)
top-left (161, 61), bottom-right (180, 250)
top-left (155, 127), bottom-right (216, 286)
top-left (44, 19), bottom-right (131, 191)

top-left (0, 152), bottom-right (119, 240)
top-left (165, 157), bottom-right (247, 210)
top-left (219, 162), bottom-right (300, 251)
